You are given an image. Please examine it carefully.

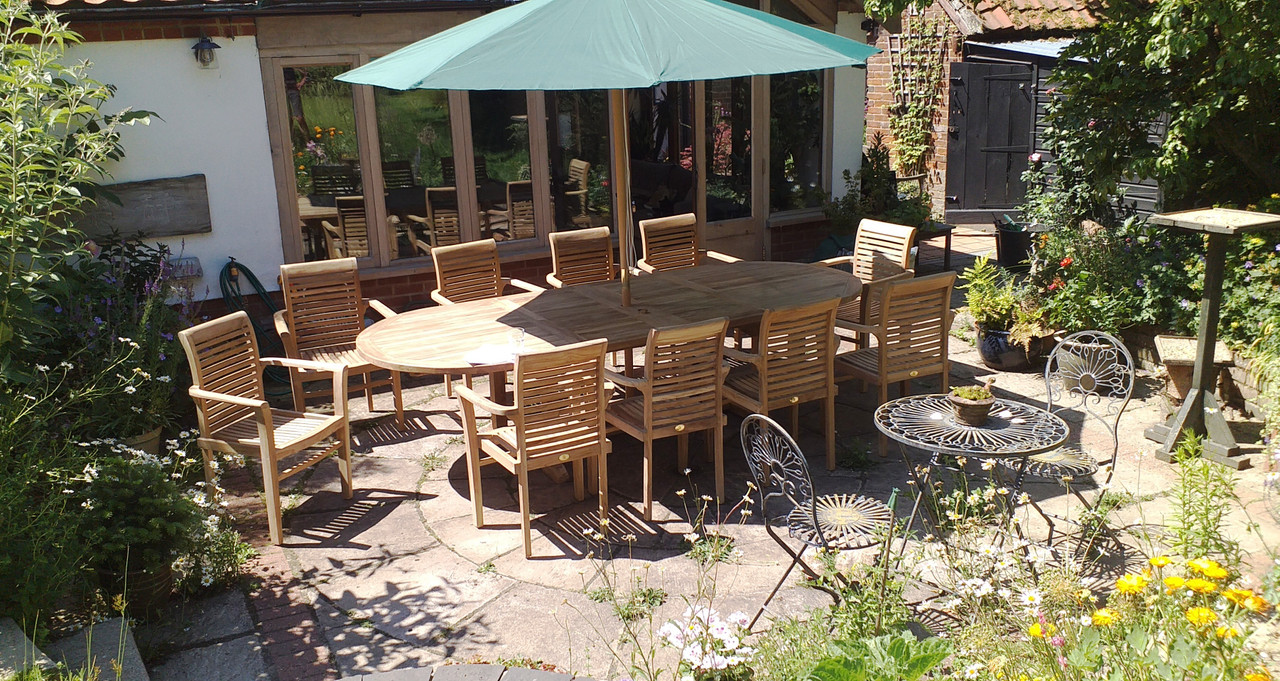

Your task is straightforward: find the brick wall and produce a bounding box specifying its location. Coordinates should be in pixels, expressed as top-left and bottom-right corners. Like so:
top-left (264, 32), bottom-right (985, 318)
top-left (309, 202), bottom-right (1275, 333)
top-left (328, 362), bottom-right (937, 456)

top-left (770, 220), bottom-right (833, 263)
top-left (70, 17), bottom-right (256, 43)
top-left (864, 4), bottom-right (963, 218)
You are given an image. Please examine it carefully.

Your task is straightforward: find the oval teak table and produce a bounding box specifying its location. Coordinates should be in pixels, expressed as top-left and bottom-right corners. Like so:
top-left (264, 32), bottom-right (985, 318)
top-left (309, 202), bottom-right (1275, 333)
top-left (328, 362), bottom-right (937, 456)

top-left (356, 260), bottom-right (861, 375)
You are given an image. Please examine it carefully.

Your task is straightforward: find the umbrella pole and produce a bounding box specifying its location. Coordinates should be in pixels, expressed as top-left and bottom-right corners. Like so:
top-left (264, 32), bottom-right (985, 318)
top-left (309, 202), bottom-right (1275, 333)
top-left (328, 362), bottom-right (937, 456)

top-left (609, 88), bottom-right (633, 307)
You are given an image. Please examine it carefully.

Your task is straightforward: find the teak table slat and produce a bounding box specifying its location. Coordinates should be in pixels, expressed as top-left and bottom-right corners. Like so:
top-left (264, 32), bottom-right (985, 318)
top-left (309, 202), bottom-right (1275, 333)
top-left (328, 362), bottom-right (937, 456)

top-left (356, 261), bottom-right (862, 377)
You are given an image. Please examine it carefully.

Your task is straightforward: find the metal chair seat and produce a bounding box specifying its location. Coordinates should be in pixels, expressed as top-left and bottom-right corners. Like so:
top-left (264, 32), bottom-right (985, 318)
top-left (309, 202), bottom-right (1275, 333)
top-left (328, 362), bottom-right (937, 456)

top-left (1002, 446), bottom-right (1100, 482)
top-left (786, 493), bottom-right (892, 550)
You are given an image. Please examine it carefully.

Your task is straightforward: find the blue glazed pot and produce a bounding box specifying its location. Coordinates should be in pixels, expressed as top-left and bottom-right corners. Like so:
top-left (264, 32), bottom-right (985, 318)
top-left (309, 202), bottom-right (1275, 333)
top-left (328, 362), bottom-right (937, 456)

top-left (976, 327), bottom-right (1042, 372)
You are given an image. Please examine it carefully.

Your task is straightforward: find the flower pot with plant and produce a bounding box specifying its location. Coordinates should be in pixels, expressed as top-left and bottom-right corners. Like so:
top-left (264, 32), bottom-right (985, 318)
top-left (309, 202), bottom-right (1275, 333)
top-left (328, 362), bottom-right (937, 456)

top-left (949, 379), bottom-right (996, 427)
top-left (962, 255), bottom-right (1052, 372)
top-left (77, 443), bottom-right (202, 618)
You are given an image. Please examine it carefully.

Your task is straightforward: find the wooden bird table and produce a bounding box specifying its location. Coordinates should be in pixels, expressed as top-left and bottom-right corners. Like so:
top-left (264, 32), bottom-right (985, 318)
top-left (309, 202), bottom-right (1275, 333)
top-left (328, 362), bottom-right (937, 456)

top-left (1143, 208), bottom-right (1280, 469)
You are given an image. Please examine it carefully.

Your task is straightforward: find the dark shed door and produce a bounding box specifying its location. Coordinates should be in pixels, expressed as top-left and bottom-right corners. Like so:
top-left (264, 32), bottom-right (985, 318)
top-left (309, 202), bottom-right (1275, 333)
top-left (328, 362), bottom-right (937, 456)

top-left (945, 61), bottom-right (1034, 223)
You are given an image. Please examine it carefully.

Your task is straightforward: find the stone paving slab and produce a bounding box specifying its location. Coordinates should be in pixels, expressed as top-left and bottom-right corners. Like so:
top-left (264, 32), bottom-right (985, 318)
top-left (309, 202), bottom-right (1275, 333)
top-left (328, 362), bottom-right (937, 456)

top-left (0, 617), bottom-right (53, 676)
top-left (46, 617), bottom-right (149, 681)
top-left (135, 589), bottom-right (257, 654)
top-left (147, 633), bottom-right (270, 681)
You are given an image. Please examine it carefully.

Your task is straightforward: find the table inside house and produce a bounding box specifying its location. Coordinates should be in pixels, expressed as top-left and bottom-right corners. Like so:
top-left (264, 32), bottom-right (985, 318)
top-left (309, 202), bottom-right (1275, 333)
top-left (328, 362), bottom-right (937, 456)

top-left (873, 394), bottom-right (1069, 552)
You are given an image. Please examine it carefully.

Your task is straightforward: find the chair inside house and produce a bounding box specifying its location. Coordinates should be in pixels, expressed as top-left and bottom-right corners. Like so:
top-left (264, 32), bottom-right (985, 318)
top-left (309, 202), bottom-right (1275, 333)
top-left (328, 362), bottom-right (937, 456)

top-left (179, 311), bottom-right (353, 545)
top-left (565, 159), bottom-right (591, 228)
top-left (723, 298), bottom-right (840, 470)
top-left (406, 187), bottom-right (463, 249)
top-left (454, 339), bottom-right (612, 558)
top-left (274, 258), bottom-right (405, 430)
top-left (486, 180), bottom-right (536, 241)
top-left (636, 213), bottom-right (741, 272)
top-left (835, 271), bottom-right (956, 456)
top-left (380, 160), bottom-right (416, 190)
top-left (999, 330), bottom-right (1135, 547)
top-left (546, 227), bottom-right (616, 288)
top-left (311, 165), bottom-right (361, 196)
top-left (816, 219), bottom-right (917, 345)
top-left (320, 196), bottom-right (369, 259)
top-left (605, 318), bottom-right (729, 520)
top-left (740, 414), bottom-right (892, 630)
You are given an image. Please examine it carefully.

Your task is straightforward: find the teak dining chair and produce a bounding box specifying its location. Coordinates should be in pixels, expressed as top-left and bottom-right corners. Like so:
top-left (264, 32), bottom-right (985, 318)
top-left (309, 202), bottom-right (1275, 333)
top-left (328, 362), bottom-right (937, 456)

top-left (637, 213), bottom-right (740, 272)
top-left (604, 318), bottom-right (730, 520)
top-left (566, 159), bottom-right (591, 227)
top-left (406, 187), bottom-right (463, 249)
top-left (180, 311), bottom-right (353, 545)
top-left (430, 239), bottom-right (544, 304)
top-left (547, 227), bottom-right (616, 288)
top-left (455, 339), bottom-right (612, 558)
top-left (816, 219), bottom-right (917, 344)
top-left (723, 298), bottom-right (841, 470)
top-left (835, 271), bottom-right (956, 456)
top-left (486, 180), bottom-right (536, 241)
top-left (320, 196), bottom-right (369, 259)
top-left (274, 258), bottom-right (405, 429)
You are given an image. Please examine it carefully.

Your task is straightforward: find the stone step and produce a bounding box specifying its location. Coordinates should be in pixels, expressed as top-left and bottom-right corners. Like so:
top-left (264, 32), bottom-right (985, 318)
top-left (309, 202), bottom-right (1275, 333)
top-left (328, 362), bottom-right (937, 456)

top-left (45, 617), bottom-right (150, 681)
top-left (0, 617), bottom-right (54, 677)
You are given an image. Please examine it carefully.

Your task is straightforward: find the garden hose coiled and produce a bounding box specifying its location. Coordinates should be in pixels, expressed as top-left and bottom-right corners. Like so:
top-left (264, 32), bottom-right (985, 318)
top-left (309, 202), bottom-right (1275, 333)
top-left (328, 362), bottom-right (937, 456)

top-left (218, 257), bottom-right (292, 397)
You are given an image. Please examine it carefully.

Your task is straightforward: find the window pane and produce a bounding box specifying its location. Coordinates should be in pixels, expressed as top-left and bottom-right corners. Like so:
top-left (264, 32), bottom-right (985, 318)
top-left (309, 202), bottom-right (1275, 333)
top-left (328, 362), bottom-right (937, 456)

top-left (706, 78), bottom-right (753, 221)
top-left (286, 65), bottom-right (365, 261)
top-left (629, 83), bottom-right (696, 226)
top-left (770, 71), bottom-right (825, 213)
top-left (548, 91), bottom-right (613, 232)
top-left (470, 91), bottom-right (534, 242)
top-left (375, 88), bottom-right (455, 259)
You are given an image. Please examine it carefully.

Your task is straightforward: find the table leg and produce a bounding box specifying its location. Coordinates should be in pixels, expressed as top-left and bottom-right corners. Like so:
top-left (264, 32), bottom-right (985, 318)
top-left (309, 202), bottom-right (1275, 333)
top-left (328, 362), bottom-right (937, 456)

top-left (943, 232), bottom-right (952, 271)
top-left (1146, 233), bottom-right (1246, 469)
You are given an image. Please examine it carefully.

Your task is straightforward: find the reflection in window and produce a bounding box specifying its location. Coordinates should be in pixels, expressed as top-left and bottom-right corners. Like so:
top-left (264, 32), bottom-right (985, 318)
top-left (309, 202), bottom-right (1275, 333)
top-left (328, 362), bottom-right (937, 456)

top-left (376, 88), bottom-right (455, 258)
top-left (548, 91), bottom-right (613, 231)
top-left (628, 83), bottom-right (695, 227)
top-left (470, 91), bottom-right (534, 242)
top-left (706, 78), bottom-right (752, 221)
top-left (770, 71), bottom-right (825, 213)
top-left (285, 65), bottom-right (364, 261)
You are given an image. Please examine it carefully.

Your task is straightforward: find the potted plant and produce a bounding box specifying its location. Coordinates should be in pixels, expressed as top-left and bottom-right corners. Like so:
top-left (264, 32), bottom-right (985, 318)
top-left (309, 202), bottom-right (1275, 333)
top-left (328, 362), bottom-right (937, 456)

top-left (77, 444), bottom-right (202, 618)
top-left (961, 255), bottom-right (1051, 371)
top-left (995, 214), bottom-right (1035, 270)
top-left (949, 379), bottom-right (996, 427)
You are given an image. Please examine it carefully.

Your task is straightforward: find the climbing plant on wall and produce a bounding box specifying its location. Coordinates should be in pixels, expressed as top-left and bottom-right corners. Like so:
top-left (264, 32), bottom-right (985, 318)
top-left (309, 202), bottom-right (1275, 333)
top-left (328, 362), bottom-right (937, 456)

top-left (887, 14), bottom-right (948, 177)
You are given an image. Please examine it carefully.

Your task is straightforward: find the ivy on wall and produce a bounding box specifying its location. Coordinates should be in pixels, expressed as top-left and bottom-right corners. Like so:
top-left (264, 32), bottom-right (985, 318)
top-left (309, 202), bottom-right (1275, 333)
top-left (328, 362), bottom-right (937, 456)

top-left (886, 14), bottom-right (949, 177)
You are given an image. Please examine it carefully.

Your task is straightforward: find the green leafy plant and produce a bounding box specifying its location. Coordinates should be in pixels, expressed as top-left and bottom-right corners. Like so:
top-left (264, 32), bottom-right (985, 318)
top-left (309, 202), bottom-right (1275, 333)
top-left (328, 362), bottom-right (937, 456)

top-left (1169, 433), bottom-right (1243, 565)
top-left (824, 134), bottom-right (933, 234)
top-left (886, 15), bottom-right (947, 177)
top-left (951, 380), bottom-right (994, 402)
top-left (806, 631), bottom-right (950, 681)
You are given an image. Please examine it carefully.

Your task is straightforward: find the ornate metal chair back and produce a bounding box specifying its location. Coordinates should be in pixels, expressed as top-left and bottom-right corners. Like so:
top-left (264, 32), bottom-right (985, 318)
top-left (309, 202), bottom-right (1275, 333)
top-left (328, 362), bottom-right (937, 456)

top-left (740, 414), bottom-right (823, 548)
top-left (1044, 330), bottom-right (1135, 469)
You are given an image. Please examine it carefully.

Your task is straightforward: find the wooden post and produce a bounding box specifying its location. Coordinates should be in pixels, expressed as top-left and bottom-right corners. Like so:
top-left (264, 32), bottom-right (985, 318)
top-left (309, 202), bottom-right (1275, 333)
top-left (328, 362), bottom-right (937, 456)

top-left (609, 88), bottom-right (633, 306)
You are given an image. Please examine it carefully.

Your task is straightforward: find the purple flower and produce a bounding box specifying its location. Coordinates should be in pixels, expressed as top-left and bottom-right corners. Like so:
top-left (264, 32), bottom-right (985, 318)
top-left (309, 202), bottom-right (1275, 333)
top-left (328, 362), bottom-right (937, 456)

top-left (1275, 243), bottom-right (1279, 252)
top-left (1245, 274), bottom-right (1252, 283)
top-left (1154, 240), bottom-right (1162, 248)
top-left (159, 352), bottom-right (166, 361)
top-left (54, 306), bottom-right (62, 314)
top-left (1161, 262), bottom-right (1170, 267)
top-left (161, 332), bottom-right (174, 342)
top-left (1245, 260), bottom-right (1254, 269)
top-left (93, 316), bottom-right (104, 326)
top-left (1135, 278), bottom-right (1145, 288)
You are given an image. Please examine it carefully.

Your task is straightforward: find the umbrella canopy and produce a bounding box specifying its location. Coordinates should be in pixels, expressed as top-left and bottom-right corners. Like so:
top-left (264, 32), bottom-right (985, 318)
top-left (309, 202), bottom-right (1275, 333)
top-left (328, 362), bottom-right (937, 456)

top-left (336, 0), bottom-right (878, 91)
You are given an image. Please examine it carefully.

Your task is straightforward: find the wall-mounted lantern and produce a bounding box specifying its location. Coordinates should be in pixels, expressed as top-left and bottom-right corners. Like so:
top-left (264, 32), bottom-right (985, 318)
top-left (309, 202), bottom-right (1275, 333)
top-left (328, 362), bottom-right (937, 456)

top-left (192, 35), bottom-right (221, 68)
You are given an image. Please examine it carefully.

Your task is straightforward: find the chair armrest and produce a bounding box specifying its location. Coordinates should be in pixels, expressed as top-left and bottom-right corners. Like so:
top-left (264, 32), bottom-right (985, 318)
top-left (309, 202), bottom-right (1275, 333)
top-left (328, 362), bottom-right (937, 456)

top-left (835, 319), bottom-right (882, 337)
top-left (365, 298), bottom-right (398, 319)
top-left (564, 188), bottom-right (587, 198)
top-left (723, 347), bottom-right (761, 365)
top-left (189, 387), bottom-right (269, 410)
top-left (705, 250), bottom-right (741, 263)
top-left (604, 368), bottom-right (648, 391)
top-left (261, 357), bottom-right (349, 418)
top-left (545, 273), bottom-right (566, 289)
top-left (505, 278), bottom-right (545, 294)
top-left (272, 310), bottom-right (293, 348)
top-left (454, 383), bottom-right (518, 417)
top-left (405, 214), bottom-right (429, 225)
top-left (431, 290), bottom-right (455, 305)
top-left (816, 255), bottom-right (857, 269)
top-left (637, 260), bottom-right (657, 273)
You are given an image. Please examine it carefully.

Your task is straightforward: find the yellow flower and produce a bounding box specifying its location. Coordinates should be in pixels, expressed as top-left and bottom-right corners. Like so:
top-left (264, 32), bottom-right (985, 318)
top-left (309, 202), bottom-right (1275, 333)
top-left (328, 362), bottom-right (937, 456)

top-left (1116, 573), bottom-right (1148, 594)
top-left (1224, 588), bottom-right (1253, 606)
top-left (1164, 576), bottom-right (1186, 593)
top-left (314, 125), bottom-right (321, 132)
top-left (1185, 607), bottom-right (1217, 627)
top-left (1149, 555), bottom-right (1172, 568)
top-left (1028, 622), bottom-right (1056, 638)
top-left (1201, 564), bottom-right (1229, 580)
top-left (1091, 608), bottom-right (1119, 626)
top-left (298, 165), bottom-right (305, 171)
top-left (1246, 670), bottom-right (1272, 681)
top-left (1243, 595), bottom-right (1272, 614)
top-left (1187, 557), bottom-right (1221, 576)
top-left (1215, 625), bottom-right (1242, 639)
top-left (315, 133), bottom-right (322, 138)
top-left (1186, 578), bottom-right (1218, 594)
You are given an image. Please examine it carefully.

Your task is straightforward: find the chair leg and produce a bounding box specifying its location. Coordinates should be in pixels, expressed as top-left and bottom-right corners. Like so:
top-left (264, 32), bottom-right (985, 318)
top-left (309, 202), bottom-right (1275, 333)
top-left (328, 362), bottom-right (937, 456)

top-left (643, 438), bottom-right (655, 521)
top-left (586, 457), bottom-right (599, 494)
top-left (392, 370), bottom-right (405, 430)
top-left (572, 459), bottom-right (585, 502)
top-left (337, 423), bottom-right (354, 500)
top-left (200, 448), bottom-right (217, 485)
top-left (790, 404), bottom-right (800, 438)
top-left (459, 402), bottom-right (486, 528)
top-left (261, 453), bottom-right (285, 545)
top-left (825, 394), bottom-right (836, 471)
top-left (749, 543), bottom-right (810, 632)
top-left (898, 380), bottom-right (909, 398)
top-left (677, 433), bottom-right (689, 471)
top-left (290, 369), bottom-right (307, 413)
top-left (878, 383), bottom-right (890, 457)
top-left (364, 372), bottom-right (375, 412)
top-left (597, 452), bottom-right (610, 528)
top-left (712, 426), bottom-right (724, 504)
top-left (518, 465), bottom-right (533, 559)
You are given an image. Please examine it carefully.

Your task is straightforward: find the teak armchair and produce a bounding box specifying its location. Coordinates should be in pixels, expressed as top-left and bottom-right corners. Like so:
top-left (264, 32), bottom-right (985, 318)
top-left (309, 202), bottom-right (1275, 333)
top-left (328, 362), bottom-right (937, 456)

top-left (180, 311), bottom-right (353, 545)
top-left (723, 298), bottom-right (841, 470)
top-left (547, 227), bottom-right (616, 288)
top-left (835, 271), bottom-right (956, 456)
top-left (405, 187), bottom-right (463, 249)
top-left (605, 318), bottom-right (730, 520)
top-left (637, 213), bottom-right (741, 272)
top-left (320, 196), bottom-right (369, 259)
top-left (430, 239), bottom-right (544, 304)
top-left (274, 258), bottom-right (404, 429)
top-left (816, 219), bottom-right (917, 344)
top-left (486, 180), bottom-right (536, 241)
top-left (566, 159), bottom-right (591, 227)
top-left (455, 339), bottom-right (612, 558)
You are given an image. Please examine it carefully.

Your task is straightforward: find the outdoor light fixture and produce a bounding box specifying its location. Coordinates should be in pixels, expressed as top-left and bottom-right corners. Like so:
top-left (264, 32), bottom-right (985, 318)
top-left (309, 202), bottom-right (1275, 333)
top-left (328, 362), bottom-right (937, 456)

top-left (192, 35), bottom-right (220, 68)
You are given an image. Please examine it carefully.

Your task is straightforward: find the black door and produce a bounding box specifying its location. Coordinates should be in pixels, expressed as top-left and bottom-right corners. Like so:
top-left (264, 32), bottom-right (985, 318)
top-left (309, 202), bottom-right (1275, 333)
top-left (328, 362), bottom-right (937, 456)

top-left (945, 61), bottom-right (1034, 223)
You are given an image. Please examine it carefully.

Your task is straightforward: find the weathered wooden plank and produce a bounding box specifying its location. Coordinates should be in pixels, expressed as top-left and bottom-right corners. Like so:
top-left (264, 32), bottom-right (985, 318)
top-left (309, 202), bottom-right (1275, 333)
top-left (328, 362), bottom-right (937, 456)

top-left (79, 174), bottom-right (212, 239)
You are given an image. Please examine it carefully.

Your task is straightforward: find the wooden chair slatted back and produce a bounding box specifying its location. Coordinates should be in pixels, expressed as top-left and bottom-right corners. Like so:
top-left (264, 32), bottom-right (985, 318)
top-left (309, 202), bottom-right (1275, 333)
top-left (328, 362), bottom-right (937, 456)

top-left (567, 159), bottom-right (590, 215)
top-left (432, 239), bottom-right (503, 303)
top-left (871, 272), bottom-right (955, 382)
top-left (645, 319), bottom-right (729, 431)
top-left (426, 188), bottom-right (462, 247)
top-left (548, 227), bottom-right (614, 287)
top-left (507, 180), bottom-right (536, 240)
top-left (513, 339), bottom-right (609, 462)
top-left (179, 311), bottom-right (264, 434)
top-left (640, 213), bottom-right (700, 271)
top-left (757, 299), bottom-right (839, 404)
top-left (441, 157), bottom-right (457, 185)
top-left (336, 196), bottom-right (369, 258)
top-left (381, 161), bottom-right (415, 189)
top-left (474, 157), bottom-right (489, 184)
top-left (312, 165), bottom-right (360, 195)
top-left (852, 219), bottom-right (916, 282)
top-left (280, 259), bottom-right (364, 353)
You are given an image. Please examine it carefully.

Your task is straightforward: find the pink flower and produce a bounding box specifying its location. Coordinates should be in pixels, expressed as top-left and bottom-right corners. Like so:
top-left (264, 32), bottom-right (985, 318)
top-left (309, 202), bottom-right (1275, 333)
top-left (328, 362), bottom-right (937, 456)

top-left (1029, 152), bottom-right (1043, 163)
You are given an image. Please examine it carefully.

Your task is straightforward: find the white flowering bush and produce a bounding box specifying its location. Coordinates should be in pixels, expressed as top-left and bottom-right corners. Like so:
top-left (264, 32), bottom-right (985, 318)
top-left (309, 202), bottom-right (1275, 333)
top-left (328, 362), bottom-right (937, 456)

top-left (658, 606), bottom-right (754, 681)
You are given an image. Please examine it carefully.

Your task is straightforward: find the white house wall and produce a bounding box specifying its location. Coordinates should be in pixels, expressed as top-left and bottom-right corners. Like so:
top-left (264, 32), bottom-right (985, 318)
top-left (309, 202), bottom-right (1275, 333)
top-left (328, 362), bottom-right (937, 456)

top-left (67, 36), bottom-right (281, 300)
top-left (831, 11), bottom-right (868, 199)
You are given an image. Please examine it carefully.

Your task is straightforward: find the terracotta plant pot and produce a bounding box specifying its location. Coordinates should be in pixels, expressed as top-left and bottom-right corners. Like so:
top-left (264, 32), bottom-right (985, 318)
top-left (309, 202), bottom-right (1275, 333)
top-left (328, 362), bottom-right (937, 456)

top-left (98, 563), bottom-right (174, 619)
top-left (949, 393), bottom-right (995, 427)
top-left (123, 427), bottom-right (163, 456)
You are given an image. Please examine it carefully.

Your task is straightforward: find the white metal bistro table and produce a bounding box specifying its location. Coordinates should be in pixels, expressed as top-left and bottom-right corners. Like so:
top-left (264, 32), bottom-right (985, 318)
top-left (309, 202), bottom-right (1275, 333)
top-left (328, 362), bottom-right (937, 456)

top-left (874, 394), bottom-right (1070, 550)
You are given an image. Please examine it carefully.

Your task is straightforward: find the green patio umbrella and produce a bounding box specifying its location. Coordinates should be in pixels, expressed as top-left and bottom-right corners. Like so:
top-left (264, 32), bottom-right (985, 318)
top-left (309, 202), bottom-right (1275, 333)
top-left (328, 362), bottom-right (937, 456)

top-left (338, 0), bottom-right (878, 304)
